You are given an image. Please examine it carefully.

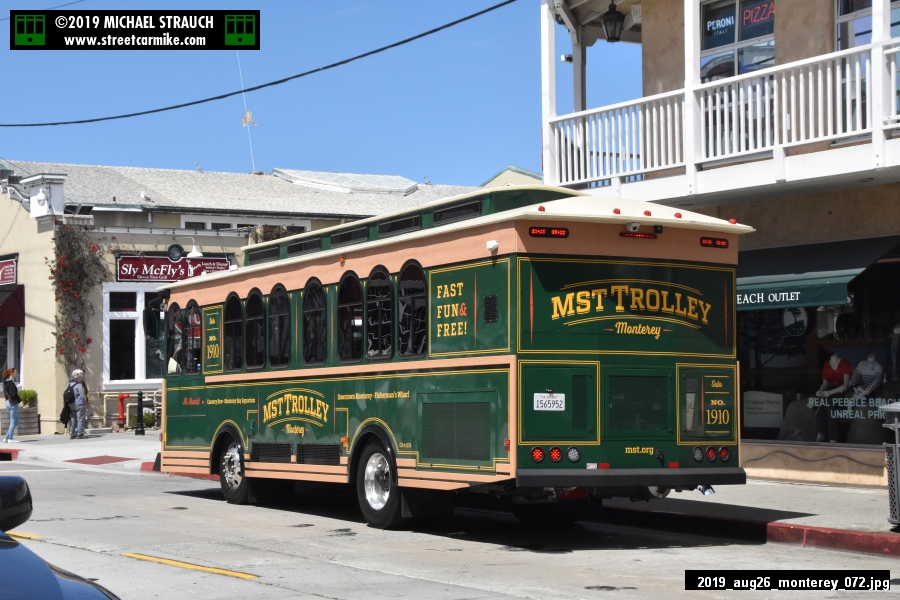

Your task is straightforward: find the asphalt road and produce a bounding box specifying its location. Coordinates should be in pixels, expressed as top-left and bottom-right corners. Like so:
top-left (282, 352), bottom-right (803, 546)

top-left (1, 462), bottom-right (898, 600)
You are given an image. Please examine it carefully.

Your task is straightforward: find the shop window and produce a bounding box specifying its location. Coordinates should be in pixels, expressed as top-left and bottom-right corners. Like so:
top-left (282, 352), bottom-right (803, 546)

top-left (245, 291), bottom-right (266, 369)
top-left (144, 292), bottom-right (164, 379)
top-left (302, 280), bottom-right (327, 365)
top-left (337, 274), bottom-right (363, 363)
top-left (210, 222), bottom-right (232, 230)
top-left (223, 295), bottom-right (244, 371)
top-left (366, 268), bottom-right (393, 360)
top-left (109, 320), bottom-right (136, 380)
top-left (0, 328), bottom-right (21, 381)
top-left (184, 221), bottom-right (207, 230)
top-left (166, 303), bottom-right (182, 375)
top-left (398, 262), bottom-right (427, 358)
top-left (182, 302), bottom-right (202, 374)
top-left (268, 285), bottom-right (291, 367)
top-left (110, 292), bottom-right (137, 311)
top-left (700, 0), bottom-right (775, 83)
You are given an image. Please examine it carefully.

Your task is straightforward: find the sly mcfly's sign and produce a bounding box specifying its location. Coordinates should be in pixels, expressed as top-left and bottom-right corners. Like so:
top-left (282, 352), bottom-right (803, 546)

top-left (116, 254), bottom-right (230, 282)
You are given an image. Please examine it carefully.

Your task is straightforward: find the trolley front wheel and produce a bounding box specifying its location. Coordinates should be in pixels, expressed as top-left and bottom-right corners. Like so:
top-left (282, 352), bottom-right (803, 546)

top-left (356, 441), bottom-right (403, 529)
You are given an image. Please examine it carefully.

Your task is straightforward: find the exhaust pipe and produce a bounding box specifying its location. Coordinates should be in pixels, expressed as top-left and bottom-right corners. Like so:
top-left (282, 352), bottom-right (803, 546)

top-left (696, 484), bottom-right (715, 496)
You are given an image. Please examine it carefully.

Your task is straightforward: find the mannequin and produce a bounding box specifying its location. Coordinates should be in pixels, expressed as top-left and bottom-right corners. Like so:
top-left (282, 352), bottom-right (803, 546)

top-left (849, 353), bottom-right (884, 397)
top-left (816, 353), bottom-right (852, 398)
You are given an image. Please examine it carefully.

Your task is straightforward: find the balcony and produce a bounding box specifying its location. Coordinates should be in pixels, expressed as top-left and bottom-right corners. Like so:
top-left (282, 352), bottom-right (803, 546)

top-left (541, 4), bottom-right (900, 208)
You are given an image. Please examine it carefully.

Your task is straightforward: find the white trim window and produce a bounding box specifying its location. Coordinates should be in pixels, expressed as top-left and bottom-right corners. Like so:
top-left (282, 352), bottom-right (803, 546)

top-left (0, 326), bottom-right (23, 384)
top-left (700, 0), bottom-right (776, 83)
top-left (836, 0), bottom-right (900, 50)
top-left (102, 283), bottom-right (164, 389)
top-left (180, 215), bottom-right (311, 232)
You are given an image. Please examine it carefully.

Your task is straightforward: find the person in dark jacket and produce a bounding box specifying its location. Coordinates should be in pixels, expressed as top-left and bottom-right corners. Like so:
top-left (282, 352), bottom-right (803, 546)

top-left (69, 369), bottom-right (87, 439)
top-left (3, 367), bottom-right (21, 443)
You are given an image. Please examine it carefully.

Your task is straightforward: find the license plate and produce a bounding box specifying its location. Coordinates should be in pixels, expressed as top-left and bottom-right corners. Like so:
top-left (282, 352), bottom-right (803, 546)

top-left (533, 393), bottom-right (565, 411)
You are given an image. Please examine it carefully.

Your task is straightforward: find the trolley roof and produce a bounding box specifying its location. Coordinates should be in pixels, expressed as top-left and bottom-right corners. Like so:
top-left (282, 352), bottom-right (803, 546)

top-left (161, 185), bottom-right (753, 293)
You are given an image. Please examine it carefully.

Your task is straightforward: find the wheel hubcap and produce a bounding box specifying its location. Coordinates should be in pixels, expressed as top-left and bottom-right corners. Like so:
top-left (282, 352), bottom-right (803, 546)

top-left (222, 442), bottom-right (243, 490)
top-left (364, 452), bottom-right (391, 510)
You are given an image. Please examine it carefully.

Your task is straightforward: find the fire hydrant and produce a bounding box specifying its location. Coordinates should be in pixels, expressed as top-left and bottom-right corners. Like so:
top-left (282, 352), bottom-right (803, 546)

top-left (117, 393), bottom-right (129, 429)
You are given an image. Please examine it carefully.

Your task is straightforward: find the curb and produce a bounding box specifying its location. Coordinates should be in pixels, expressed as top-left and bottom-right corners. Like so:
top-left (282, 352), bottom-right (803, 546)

top-left (597, 505), bottom-right (900, 557)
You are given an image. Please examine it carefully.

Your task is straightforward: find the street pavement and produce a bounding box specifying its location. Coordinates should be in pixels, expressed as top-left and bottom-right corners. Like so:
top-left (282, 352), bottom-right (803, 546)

top-left (1, 434), bottom-right (898, 599)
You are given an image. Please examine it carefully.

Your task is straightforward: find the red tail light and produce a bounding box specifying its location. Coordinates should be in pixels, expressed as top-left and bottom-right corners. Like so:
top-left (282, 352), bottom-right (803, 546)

top-left (719, 447), bottom-right (730, 461)
top-left (504, 438), bottom-right (510, 452)
top-left (706, 446), bottom-right (717, 462)
top-left (531, 447), bottom-right (544, 462)
top-left (549, 447), bottom-right (562, 462)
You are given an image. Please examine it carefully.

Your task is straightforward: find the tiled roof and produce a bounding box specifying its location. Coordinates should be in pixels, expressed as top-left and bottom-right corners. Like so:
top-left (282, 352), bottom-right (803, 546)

top-left (2, 160), bottom-right (476, 218)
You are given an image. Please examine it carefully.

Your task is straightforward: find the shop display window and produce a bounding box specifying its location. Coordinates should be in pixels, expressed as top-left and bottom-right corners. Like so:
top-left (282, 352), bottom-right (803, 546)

top-left (700, 0), bottom-right (775, 83)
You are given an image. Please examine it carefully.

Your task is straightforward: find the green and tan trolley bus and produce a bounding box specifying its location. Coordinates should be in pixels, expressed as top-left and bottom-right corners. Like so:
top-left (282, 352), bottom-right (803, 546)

top-left (152, 185), bottom-right (752, 528)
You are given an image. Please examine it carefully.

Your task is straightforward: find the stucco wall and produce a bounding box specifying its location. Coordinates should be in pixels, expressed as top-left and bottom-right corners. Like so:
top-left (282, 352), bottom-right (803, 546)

top-left (642, 0), bottom-right (685, 95)
top-left (775, 0), bottom-right (834, 65)
top-left (697, 182), bottom-right (900, 251)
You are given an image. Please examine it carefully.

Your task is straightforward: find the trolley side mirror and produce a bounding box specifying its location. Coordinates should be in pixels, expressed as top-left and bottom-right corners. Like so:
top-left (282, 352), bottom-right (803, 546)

top-left (142, 307), bottom-right (159, 340)
top-left (0, 476), bottom-right (33, 532)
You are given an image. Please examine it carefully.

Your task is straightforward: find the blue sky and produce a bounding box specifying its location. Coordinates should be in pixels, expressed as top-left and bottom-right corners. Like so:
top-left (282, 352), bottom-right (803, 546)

top-left (2, 1), bottom-right (642, 186)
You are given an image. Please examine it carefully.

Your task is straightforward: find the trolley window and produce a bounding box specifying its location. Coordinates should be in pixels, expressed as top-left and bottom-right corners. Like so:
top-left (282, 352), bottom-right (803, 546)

top-left (433, 200), bottom-right (481, 226)
top-left (166, 303), bottom-right (182, 375)
top-left (378, 215), bottom-right (421, 237)
top-left (331, 227), bottom-right (368, 248)
top-left (302, 280), bottom-right (327, 365)
top-left (182, 301), bottom-right (202, 375)
top-left (247, 246), bottom-right (279, 264)
top-left (223, 295), bottom-right (244, 372)
top-left (268, 285), bottom-right (291, 367)
top-left (338, 274), bottom-right (363, 362)
top-left (286, 238), bottom-right (321, 256)
top-left (366, 268), bottom-right (393, 360)
top-left (398, 263), bottom-right (427, 357)
top-left (245, 291), bottom-right (266, 369)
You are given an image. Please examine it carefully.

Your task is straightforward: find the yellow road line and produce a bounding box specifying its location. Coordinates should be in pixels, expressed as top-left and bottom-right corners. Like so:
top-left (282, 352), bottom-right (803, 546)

top-left (7, 531), bottom-right (42, 540)
top-left (122, 553), bottom-right (257, 579)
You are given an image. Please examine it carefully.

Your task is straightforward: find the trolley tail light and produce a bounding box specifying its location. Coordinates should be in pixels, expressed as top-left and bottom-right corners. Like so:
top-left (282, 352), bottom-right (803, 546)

top-left (719, 446), bottom-right (730, 462)
top-left (529, 226), bottom-right (569, 238)
top-left (706, 446), bottom-right (717, 462)
top-left (531, 447), bottom-right (544, 462)
top-left (549, 447), bottom-right (562, 462)
top-left (700, 237), bottom-right (729, 248)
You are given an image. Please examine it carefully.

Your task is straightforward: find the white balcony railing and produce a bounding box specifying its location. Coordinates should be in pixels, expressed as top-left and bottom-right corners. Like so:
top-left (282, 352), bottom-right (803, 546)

top-left (548, 44), bottom-right (889, 188)
top-left (550, 90), bottom-right (685, 186)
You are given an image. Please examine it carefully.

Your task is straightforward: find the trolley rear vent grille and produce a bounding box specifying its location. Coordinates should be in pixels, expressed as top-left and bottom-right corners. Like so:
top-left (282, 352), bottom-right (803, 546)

top-left (609, 375), bottom-right (670, 432)
top-left (483, 295), bottom-right (498, 323)
top-left (572, 375), bottom-right (588, 430)
top-left (251, 442), bottom-right (292, 463)
top-left (297, 443), bottom-right (341, 466)
top-left (422, 402), bottom-right (490, 462)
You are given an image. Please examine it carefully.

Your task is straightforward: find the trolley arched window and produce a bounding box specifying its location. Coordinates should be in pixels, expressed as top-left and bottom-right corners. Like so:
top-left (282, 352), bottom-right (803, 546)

top-left (166, 303), bottom-right (182, 375)
top-left (245, 290), bottom-right (266, 369)
top-left (302, 279), bottom-right (327, 365)
top-left (398, 262), bottom-right (427, 357)
top-left (268, 285), bottom-right (291, 367)
top-left (223, 294), bottom-right (244, 372)
top-left (338, 273), bottom-right (363, 362)
top-left (182, 301), bottom-right (202, 374)
top-left (366, 267), bottom-right (393, 360)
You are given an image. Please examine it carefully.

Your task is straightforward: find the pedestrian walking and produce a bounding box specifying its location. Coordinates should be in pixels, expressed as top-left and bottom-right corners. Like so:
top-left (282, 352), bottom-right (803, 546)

top-left (65, 369), bottom-right (87, 439)
top-left (3, 368), bottom-right (20, 443)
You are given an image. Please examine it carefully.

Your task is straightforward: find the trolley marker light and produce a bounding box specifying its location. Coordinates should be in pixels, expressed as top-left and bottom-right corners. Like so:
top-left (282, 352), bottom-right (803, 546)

top-left (706, 446), bottom-right (717, 462)
top-left (549, 447), bottom-right (562, 462)
top-left (693, 446), bottom-right (704, 462)
top-left (528, 226), bottom-right (569, 238)
top-left (531, 447), bottom-right (545, 462)
top-left (719, 447), bottom-right (730, 461)
top-left (619, 232), bottom-right (657, 239)
top-left (700, 237), bottom-right (729, 248)
top-left (567, 447), bottom-right (581, 462)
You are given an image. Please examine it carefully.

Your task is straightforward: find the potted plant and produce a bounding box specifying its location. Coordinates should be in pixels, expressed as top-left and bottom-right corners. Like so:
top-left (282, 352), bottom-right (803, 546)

top-left (1, 390), bottom-right (40, 435)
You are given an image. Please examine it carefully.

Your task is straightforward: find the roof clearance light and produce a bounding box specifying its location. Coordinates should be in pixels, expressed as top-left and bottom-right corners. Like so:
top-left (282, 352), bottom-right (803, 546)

top-left (700, 237), bottom-right (729, 248)
top-left (529, 226), bottom-right (569, 238)
top-left (719, 447), bottom-right (730, 462)
top-left (531, 447), bottom-right (545, 462)
top-left (674, 212), bottom-right (682, 218)
top-left (620, 232), bottom-right (657, 239)
top-left (644, 210), bottom-right (651, 216)
top-left (538, 205), bottom-right (546, 212)
top-left (549, 447), bottom-right (563, 462)
top-left (613, 208), bottom-right (621, 214)
top-left (706, 446), bottom-right (717, 462)
top-left (729, 218), bottom-right (738, 224)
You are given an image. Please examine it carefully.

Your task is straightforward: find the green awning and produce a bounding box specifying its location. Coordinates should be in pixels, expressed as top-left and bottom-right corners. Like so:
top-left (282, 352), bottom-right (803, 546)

top-left (736, 270), bottom-right (858, 310)
top-left (736, 235), bottom-right (900, 312)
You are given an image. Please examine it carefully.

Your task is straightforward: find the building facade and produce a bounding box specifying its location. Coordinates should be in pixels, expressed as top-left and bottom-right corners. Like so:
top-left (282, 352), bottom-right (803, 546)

top-left (542, 0), bottom-right (900, 484)
top-left (0, 161), bottom-right (473, 434)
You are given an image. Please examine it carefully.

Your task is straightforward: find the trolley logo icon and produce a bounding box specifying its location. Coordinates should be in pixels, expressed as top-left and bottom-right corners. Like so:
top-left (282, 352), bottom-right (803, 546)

top-left (262, 388), bottom-right (329, 427)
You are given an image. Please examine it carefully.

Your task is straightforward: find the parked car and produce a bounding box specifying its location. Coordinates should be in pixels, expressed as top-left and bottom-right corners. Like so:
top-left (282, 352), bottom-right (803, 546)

top-left (0, 476), bottom-right (120, 599)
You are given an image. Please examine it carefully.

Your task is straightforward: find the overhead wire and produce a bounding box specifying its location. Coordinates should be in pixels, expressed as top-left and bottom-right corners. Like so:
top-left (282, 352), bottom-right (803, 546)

top-left (1, 0), bottom-right (518, 128)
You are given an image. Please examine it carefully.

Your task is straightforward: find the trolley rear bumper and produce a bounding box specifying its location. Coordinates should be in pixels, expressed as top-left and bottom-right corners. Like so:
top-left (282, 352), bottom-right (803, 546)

top-left (516, 467), bottom-right (746, 488)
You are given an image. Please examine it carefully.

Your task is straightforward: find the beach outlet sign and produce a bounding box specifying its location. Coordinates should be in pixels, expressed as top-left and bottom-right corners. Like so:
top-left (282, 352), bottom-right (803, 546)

top-left (116, 254), bottom-right (230, 282)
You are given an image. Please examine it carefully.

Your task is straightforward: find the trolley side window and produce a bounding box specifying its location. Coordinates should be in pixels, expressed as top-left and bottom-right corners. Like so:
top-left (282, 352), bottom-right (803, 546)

top-left (302, 280), bottom-right (327, 365)
top-left (182, 301), bottom-right (202, 375)
top-left (166, 303), bottom-right (182, 375)
top-left (398, 263), bottom-right (427, 357)
top-left (366, 267), bottom-right (393, 360)
top-left (337, 274), bottom-right (363, 363)
top-left (223, 294), bottom-right (244, 372)
top-left (245, 291), bottom-right (266, 369)
top-left (268, 285), bottom-right (291, 367)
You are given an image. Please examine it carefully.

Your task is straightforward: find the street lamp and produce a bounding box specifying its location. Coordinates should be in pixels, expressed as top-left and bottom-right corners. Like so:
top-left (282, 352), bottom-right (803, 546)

top-left (601, 2), bottom-right (625, 43)
top-left (173, 236), bottom-right (203, 258)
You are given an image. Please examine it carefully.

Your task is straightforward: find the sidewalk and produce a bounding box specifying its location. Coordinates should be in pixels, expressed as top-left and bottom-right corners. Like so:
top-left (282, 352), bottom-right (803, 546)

top-left (0, 431), bottom-right (160, 472)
